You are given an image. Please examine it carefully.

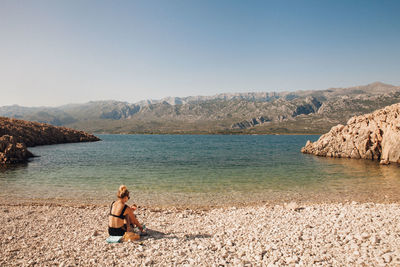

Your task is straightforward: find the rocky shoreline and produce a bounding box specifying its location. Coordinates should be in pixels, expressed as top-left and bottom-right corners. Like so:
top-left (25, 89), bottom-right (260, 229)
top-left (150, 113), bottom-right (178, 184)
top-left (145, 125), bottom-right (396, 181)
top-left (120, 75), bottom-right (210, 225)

top-left (302, 102), bottom-right (400, 164)
top-left (1, 201), bottom-right (399, 266)
top-left (0, 117), bottom-right (100, 164)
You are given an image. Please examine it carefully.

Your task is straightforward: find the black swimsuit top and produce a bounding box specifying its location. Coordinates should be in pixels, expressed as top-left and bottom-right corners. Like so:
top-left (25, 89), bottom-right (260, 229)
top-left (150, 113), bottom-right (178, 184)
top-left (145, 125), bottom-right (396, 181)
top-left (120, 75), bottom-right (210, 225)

top-left (109, 201), bottom-right (128, 219)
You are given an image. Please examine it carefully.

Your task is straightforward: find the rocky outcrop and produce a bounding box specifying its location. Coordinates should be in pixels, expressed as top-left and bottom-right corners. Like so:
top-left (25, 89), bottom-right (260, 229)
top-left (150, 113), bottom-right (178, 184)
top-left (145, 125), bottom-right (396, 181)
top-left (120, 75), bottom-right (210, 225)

top-left (301, 103), bottom-right (400, 164)
top-left (0, 117), bottom-right (100, 164)
top-left (0, 135), bottom-right (33, 164)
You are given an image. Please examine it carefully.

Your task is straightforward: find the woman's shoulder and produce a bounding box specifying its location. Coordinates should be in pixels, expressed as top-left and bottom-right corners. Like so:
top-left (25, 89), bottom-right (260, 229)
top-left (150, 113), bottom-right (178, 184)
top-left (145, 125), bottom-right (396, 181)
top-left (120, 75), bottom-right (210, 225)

top-left (111, 201), bottom-right (125, 210)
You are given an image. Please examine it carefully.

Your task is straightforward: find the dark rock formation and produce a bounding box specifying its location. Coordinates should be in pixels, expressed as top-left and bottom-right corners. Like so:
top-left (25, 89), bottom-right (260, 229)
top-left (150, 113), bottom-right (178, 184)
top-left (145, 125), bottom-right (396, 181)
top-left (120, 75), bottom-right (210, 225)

top-left (301, 103), bottom-right (400, 164)
top-left (292, 97), bottom-right (322, 117)
top-left (0, 135), bottom-right (33, 164)
top-left (232, 116), bottom-right (271, 129)
top-left (0, 117), bottom-right (100, 164)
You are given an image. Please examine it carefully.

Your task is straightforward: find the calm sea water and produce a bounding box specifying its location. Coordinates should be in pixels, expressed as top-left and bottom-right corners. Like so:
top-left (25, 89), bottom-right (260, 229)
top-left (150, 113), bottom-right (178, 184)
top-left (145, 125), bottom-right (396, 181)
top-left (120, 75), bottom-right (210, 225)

top-left (1, 134), bottom-right (400, 207)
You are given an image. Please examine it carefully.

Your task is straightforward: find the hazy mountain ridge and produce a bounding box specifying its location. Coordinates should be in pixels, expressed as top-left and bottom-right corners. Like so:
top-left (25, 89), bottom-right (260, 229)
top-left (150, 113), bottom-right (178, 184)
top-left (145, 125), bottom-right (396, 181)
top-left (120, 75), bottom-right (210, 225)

top-left (1, 82), bottom-right (400, 134)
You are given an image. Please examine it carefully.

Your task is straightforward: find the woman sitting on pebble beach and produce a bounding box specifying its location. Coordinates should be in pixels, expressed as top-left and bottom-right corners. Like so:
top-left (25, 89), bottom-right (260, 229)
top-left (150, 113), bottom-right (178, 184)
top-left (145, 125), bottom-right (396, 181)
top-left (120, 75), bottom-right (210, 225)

top-left (108, 185), bottom-right (145, 236)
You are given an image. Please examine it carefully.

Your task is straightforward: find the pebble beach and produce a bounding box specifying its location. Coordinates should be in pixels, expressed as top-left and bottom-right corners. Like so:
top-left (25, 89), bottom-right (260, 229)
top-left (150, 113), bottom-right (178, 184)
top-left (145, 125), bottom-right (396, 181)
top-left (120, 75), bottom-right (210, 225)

top-left (1, 201), bottom-right (400, 266)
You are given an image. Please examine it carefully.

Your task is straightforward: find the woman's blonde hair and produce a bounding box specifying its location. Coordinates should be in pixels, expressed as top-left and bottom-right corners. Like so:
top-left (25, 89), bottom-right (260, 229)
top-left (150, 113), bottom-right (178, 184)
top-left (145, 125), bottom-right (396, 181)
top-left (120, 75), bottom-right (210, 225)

top-left (117, 185), bottom-right (130, 199)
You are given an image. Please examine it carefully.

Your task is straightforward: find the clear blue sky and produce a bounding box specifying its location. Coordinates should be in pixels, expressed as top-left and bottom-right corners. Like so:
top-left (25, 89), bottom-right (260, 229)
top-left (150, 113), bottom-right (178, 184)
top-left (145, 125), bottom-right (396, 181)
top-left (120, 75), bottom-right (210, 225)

top-left (1, 0), bottom-right (399, 106)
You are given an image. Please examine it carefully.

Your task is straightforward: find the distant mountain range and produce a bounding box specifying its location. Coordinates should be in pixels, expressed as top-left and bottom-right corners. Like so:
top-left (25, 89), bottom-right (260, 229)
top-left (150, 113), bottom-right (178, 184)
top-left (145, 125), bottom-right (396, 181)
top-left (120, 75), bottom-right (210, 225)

top-left (1, 82), bottom-right (400, 134)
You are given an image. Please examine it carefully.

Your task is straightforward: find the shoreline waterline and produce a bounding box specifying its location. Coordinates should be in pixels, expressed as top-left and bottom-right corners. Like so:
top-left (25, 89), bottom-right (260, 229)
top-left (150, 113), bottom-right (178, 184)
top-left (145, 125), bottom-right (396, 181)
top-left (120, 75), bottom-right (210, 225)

top-left (2, 193), bottom-right (400, 210)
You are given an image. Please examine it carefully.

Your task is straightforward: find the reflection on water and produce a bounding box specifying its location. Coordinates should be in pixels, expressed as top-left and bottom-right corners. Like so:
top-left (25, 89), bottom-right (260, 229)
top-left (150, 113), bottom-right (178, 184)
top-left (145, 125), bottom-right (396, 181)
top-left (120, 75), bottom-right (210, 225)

top-left (0, 162), bottom-right (29, 172)
top-left (301, 156), bottom-right (400, 203)
top-left (0, 134), bottom-right (399, 207)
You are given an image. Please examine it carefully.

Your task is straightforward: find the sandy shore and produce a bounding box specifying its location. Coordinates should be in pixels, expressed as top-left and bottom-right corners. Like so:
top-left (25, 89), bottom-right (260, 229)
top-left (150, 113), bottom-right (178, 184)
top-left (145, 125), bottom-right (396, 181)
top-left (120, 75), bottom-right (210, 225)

top-left (1, 201), bottom-right (400, 266)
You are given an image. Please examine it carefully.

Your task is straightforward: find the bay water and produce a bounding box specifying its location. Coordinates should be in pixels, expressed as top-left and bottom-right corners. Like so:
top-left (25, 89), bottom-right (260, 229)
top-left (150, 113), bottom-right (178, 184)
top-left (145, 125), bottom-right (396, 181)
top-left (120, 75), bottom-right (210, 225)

top-left (1, 134), bottom-right (399, 207)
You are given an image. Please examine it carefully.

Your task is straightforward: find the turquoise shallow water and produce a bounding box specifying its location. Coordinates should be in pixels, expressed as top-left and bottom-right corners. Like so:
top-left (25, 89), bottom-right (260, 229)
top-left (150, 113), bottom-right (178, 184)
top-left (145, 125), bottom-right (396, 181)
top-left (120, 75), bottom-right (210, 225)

top-left (1, 134), bottom-right (400, 207)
